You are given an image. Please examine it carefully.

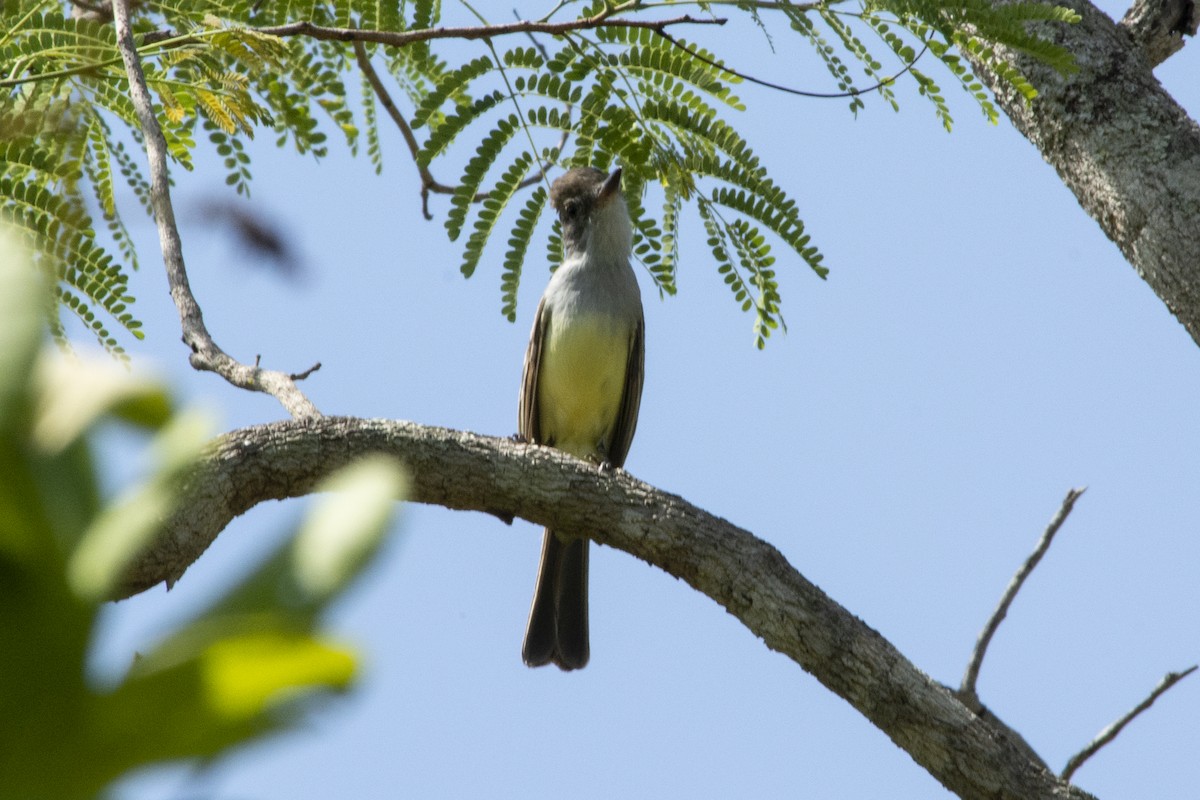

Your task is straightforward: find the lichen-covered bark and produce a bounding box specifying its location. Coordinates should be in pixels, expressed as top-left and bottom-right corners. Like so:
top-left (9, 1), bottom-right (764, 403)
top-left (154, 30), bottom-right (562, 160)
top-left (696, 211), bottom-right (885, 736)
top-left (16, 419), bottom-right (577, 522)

top-left (971, 0), bottom-right (1200, 345)
top-left (121, 417), bottom-right (1095, 800)
top-left (1121, 0), bottom-right (1198, 66)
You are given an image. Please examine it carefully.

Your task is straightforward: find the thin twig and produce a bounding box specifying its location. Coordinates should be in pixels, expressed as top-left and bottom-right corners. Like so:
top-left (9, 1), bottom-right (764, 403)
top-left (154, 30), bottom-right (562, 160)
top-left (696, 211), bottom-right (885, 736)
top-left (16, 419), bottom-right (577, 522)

top-left (654, 28), bottom-right (931, 99)
top-left (1061, 665), bottom-right (1198, 782)
top-left (112, 0), bottom-right (321, 421)
top-left (634, 1), bottom-right (827, 11)
top-left (351, 40), bottom-right (443, 219)
top-left (353, 39), bottom-right (569, 220)
top-left (289, 361), bottom-right (322, 381)
top-left (960, 487), bottom-right (1086, 702)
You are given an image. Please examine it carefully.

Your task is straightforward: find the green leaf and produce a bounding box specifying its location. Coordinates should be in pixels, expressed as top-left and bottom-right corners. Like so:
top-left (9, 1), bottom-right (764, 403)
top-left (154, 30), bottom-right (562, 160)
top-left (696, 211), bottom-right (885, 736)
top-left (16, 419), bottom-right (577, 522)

top-left (458, 150), bottom-right (538, 278)
top-left (444, 113), bottom-right (522, 245)
top-left (0, 269), bottom-right (391, 794)
top-left (500, 185), bottom-right (548, 321)
top-left (0, 0), bottom-right (1079, 359)
top-left (199, 631), bottom-right (358, 719)
top-left (292, 455), bottom-right (408, 602)
top-left (0, 226), bottom-right (43, 428)
top-left (31, 354), bottom-right (172, 454)
top-left (67, 408), bottom-right (212, 600)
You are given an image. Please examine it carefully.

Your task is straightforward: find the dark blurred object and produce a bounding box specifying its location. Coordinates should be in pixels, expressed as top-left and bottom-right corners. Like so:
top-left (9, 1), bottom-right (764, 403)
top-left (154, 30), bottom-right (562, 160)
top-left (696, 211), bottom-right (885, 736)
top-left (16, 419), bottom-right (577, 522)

top-left (197, 199), bottom-right (303, 279)
top-left (71, 0), bottom-right (113, 22)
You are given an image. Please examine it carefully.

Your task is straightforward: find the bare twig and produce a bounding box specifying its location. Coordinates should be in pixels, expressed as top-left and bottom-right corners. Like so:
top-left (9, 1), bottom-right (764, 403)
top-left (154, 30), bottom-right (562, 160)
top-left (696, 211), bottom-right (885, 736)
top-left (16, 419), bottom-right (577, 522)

top-left (653, 28), bottom-right (930, 99)
top-left (289, 361), bottom-right (322, 381)
top-left (112, 0), bottom-right (321, 421)
top-left (1062, 665), bottom-right (1198, 781)
top-left (351, 40), bottom-right (443, 219)
top-left (960, 487), bottom-right (1086, 703)
top-left (353, 40), bottom-right (568, 219)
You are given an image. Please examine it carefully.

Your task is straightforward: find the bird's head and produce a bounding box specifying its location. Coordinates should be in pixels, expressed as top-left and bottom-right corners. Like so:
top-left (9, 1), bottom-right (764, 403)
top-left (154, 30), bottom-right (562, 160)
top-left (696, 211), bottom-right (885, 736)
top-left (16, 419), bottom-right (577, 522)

top-left (549, 167), bottom-right (633, 260)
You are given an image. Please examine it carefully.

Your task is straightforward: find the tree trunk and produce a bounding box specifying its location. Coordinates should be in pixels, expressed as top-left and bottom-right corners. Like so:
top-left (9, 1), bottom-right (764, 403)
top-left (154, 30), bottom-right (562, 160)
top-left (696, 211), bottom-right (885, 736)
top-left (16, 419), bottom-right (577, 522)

top-left (968, 0), bottom-right (1200, 345)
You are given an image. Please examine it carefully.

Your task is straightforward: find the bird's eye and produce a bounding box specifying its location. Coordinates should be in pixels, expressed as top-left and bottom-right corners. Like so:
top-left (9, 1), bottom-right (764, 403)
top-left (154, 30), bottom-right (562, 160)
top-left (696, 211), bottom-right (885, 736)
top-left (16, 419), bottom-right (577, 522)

top-left (561, 200), bottom-right (580, 222)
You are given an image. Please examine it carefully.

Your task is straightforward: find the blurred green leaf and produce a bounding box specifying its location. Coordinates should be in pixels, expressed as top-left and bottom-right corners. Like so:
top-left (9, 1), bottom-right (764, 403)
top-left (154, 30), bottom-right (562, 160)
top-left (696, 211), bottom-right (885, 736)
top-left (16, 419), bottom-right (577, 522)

top-left (32, 354), bottom-right (173, 454)
top-left (0, 226), bottom-right (43, 430)
top-left (68, 407), bottom-right (213, 600)
top-left (0, 244), bottom-right (403, 798)
top-left (294, 455), bottom-right (408, 602)
top-left (200, 631), bottom-right (357, 719)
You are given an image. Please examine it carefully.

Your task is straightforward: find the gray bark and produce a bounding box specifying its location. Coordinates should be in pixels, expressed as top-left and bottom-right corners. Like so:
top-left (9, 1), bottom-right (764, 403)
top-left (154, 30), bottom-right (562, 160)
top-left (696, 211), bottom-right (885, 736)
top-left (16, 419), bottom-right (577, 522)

top-left (969, 0), bottom-right (1200, 345)
top-left (1121, 0), bottom-right (1198, 65)
top-left (121, 417), bottom-right (1094, 800)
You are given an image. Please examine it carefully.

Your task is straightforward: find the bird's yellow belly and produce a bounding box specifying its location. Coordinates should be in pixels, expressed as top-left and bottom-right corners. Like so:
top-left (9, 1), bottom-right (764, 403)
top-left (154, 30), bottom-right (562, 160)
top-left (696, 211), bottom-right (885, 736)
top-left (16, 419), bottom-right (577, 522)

top-left (538, 314), bottom-right (629, 461)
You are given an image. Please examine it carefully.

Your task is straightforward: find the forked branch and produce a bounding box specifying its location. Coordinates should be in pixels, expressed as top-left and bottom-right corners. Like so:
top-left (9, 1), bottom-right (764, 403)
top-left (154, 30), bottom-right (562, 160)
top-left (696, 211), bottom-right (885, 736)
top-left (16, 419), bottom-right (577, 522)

top-left (352, 41), bottom-right (568, 221)
top-left (112, 0), bottom-right (321, 420)
top-left (957, 486), bottom-right (1193, 781)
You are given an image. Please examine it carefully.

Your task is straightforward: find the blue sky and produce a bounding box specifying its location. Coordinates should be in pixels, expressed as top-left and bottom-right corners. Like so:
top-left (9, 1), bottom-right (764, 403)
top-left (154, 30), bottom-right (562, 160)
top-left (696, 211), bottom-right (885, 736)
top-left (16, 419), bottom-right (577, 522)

top-left (95, 3), bottom-right (1197, 798)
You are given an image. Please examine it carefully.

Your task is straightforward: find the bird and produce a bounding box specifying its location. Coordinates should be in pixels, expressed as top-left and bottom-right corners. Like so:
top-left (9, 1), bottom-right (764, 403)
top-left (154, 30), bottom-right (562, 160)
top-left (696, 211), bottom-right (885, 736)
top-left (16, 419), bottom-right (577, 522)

top-left (518, 166), bottom-right (645, 670)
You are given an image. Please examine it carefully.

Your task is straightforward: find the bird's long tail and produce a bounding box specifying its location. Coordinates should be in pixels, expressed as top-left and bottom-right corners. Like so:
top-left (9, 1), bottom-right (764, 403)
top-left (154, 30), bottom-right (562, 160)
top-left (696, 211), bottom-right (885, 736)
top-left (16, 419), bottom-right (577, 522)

top-left (522, 529), bottom-right (589, 670)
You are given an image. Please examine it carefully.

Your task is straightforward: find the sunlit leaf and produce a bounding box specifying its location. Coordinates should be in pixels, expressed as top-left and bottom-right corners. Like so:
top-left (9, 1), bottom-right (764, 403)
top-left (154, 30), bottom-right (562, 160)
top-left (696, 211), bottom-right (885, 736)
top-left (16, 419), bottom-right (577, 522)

top-left (201, 631), bottom-right (357, 719)
top-left (32, 354), bottom-right (171, 454)
top-left (293, 455), bottom-right (408, 602)
top-left (0, 226), bottom-right (43, 427)
top-left (67, 408), bottom-right (213, 600)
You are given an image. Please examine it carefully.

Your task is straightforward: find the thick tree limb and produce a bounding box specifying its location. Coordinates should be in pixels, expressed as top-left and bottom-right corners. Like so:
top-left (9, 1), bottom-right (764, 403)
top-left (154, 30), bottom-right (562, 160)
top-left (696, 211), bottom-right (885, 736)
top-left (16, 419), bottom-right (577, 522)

top-left (112, 0), bottom-right (321, 421)
top-left (120, 416), bottom-right (1094, 800)
top-left (965, 0), bottom-right (1200, 348)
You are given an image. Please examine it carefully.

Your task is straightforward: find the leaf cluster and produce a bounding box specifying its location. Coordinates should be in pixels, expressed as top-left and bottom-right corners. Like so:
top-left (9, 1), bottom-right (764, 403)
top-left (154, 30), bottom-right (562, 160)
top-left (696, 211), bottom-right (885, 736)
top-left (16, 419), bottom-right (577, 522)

top-left (0, 0), bottom-right (1078, 350)
top-left (0, 3), bottom-right (340, 355)
top-left (407, 17), bottom-right (829, 346)
top-left (0, 231), bottom-right (406, 798)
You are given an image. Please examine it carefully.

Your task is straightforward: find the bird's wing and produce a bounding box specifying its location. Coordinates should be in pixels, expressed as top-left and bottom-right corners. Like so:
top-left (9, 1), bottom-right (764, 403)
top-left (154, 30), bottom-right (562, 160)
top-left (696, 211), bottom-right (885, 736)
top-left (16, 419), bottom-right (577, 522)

top-left (518, 295), bottom-right (549, 443)
top-left (606, 311), bottom-right (644, 468)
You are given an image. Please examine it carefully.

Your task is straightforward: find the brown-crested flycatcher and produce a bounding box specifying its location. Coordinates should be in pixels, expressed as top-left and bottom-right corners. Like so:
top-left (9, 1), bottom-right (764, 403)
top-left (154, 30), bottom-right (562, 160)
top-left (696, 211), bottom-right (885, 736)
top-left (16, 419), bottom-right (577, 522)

top-left (518, 167), bottom-right (644, 670)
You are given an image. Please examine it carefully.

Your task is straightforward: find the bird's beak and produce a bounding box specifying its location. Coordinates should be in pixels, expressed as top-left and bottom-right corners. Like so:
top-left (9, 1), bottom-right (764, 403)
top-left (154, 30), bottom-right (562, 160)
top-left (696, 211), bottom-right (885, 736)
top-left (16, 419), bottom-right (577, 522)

top-left (598, 168), bottom-right (623, 205)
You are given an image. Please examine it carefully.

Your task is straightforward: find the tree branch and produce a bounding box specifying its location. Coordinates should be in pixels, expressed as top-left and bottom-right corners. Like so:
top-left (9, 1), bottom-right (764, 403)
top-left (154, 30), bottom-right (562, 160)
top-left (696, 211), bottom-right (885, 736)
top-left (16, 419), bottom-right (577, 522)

top-left (253, 13), bottom-right (726, 48)
top-left (1119, 0), bottom-right (1198, 67)
top-left (119, 416), bottom-right (1096, 800)
top-left (113, 0), bottom-right (322, 421)
top-left (653, 28), bottom-right (931, 99)
top-left (963, 0), bottom-right (1200, 350)
top-left (960, 488), bottom-right (1086, 705)
top-left (351, 40), bottom-right (442, 220)
top-left (1062, 665), bottom-right (1199, 781)
top-left (351, 40), bottom-right (568, 221)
